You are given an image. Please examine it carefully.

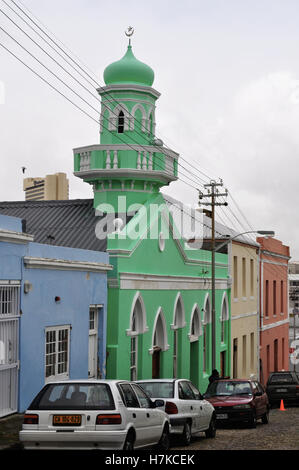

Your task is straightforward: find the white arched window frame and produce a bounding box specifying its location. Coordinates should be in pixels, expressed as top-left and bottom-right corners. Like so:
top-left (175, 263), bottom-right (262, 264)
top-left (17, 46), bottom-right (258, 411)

top-left (202, 293), bottom-right (211, 373)
top-left (131, 103), bottom-right (147, 132)
top-left (220, 292), bottom-right (229, 344)
top-left (188, 304), bottom-right (203, 342)
top-left (149, 307), bottom-right (169, 355)
top-left (147, 106), bottom-right (155, 134)
top-left (126, 291), bottom-right (148, 337)
top-left (110, 104), bottom-right (130, 132)
top-left (126, 292), bottom-right (148, 381)
top-left (171, 293), bottom-right (186, 378)
top-left (171, 293), bottom-right (186, 330)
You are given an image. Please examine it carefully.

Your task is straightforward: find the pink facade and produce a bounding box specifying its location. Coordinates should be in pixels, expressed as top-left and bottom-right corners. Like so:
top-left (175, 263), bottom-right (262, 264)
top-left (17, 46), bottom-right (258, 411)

top-left (257, 237), bottom-right (290, 385)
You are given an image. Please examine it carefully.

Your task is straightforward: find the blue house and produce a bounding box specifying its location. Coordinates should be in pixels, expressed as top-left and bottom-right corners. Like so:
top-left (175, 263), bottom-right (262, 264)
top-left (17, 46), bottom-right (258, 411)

top-left (0, 212), bottom-right (111, 416)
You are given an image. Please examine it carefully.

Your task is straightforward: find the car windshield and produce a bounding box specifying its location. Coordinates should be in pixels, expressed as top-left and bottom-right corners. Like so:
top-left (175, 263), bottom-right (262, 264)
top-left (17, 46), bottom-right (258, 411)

top-left (205, 381), bottom-right (252, 397)
top-left (269, 374), bottom-right (294, 384)
top-left (138, 382), bottom-right (174, 399)
top-left (28, 383), bottom-right (115, 410)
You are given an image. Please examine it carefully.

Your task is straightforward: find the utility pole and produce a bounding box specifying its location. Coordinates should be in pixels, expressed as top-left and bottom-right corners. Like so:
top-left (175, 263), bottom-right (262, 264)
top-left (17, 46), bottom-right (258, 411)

top-left (199, 179), bottom-right (228, 371)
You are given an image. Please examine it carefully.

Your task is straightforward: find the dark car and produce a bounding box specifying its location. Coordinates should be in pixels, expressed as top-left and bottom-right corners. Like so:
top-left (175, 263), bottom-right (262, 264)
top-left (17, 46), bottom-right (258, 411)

top-left (266, 371), bottom-right (299, 406)
top-left (204, 379), bottom-right (269, 428)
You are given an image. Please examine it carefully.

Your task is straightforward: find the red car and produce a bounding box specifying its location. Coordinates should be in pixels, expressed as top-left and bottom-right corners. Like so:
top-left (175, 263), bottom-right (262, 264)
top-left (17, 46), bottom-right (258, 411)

top-left (204, 379), bottom-right (269, 428)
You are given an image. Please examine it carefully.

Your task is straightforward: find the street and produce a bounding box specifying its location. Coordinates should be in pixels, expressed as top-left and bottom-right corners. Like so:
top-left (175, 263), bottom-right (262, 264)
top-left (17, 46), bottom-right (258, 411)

top-left (1, 405), bottom-right (298, 451)
top-left (171, 406), bottom-right (299, 450)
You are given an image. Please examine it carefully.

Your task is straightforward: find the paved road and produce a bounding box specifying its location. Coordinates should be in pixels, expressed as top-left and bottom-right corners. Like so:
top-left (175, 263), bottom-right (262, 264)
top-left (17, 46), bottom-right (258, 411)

top-left (171, 406), bottom-right (299, 450)
top-left (1, 406), bottom-right (298, 451)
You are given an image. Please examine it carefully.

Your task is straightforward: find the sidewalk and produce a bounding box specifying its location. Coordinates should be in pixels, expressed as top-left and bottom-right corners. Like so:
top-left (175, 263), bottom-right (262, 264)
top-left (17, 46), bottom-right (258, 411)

top-left (0, 414), bottom-right (24, 450)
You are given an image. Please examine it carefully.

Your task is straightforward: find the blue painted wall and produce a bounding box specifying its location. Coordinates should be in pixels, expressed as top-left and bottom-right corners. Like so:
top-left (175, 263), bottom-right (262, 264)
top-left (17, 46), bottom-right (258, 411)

top-left (0, 215), bottom-right (109, 412)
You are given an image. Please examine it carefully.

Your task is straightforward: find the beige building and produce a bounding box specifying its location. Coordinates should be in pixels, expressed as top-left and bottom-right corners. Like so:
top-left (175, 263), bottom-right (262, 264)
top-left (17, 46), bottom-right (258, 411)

top-left (23, 173), bottom-right (69, 201)
top-left (230, 238), bottom-right (260, 380)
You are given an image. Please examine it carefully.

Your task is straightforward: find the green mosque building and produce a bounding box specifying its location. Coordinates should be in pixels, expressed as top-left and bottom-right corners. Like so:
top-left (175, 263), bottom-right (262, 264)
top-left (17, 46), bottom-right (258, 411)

top-left (73, 36), bottom-right (231, 392)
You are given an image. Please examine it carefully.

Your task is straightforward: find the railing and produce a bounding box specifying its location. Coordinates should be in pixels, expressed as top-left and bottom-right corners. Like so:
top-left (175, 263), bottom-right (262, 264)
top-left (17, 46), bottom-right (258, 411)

top-left (78, 147), bottom-right (176, 175)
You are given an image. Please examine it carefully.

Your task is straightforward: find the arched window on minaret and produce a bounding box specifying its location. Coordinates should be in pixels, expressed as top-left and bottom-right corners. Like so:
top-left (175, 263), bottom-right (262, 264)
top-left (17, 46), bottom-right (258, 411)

top-left (118, 111), bottom-right (124, 133)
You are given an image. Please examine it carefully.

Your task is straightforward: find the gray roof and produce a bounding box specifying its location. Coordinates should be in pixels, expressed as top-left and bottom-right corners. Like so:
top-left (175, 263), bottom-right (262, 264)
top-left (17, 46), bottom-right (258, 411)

top-left (0, 199), bottom-right (107, 251)
top-left (163, 194), bottom-right (259, 247)
top-left (0, 195), bottom-right (258, 253)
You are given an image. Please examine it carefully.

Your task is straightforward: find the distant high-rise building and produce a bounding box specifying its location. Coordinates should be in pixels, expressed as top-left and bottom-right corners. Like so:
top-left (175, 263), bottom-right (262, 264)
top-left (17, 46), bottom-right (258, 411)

top-left (23, 172), bottom-right (69, 201)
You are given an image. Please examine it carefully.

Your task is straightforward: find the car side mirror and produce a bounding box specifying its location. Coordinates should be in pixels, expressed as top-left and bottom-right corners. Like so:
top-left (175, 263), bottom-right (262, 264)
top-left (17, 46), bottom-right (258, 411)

top-left (153, 399), bottom-right (164, 408)
top-left (254, 391), bottom-right (262, 397)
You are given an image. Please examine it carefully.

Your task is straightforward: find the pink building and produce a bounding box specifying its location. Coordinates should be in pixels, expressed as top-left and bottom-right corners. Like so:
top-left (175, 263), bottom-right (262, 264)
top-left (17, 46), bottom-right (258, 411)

top-left (257, 237), bottom-right (290, 385)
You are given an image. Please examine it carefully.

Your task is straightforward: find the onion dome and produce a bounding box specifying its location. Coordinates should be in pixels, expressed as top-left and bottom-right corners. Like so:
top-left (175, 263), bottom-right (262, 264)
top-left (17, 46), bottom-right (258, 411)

top-left (103, 45), bottom-right (154, 87)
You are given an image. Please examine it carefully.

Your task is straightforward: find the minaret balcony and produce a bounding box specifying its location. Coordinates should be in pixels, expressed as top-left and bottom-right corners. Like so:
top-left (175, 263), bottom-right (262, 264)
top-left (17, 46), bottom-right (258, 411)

top-left (73, 144), bottom-right (178, 185)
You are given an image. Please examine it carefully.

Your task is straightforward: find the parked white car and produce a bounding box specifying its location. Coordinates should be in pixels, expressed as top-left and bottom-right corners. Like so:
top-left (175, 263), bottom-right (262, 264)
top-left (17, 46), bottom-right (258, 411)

top-left (19, 380), bottom-right (170, 450)
top-left (136, 379), bottom-right (216, 445)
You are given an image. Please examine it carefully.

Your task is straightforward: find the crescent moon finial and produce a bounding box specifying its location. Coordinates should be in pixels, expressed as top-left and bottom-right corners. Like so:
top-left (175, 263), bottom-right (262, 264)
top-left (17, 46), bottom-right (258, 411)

top-left (125, 26), bottom-right (134, 45)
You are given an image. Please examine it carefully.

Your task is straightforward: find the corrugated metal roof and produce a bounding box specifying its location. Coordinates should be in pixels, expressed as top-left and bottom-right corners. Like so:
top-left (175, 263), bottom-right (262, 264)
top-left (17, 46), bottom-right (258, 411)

top-left (0, 199), bottom-right (107, 251)
top-left (163, 194), bottom-right (259, 247)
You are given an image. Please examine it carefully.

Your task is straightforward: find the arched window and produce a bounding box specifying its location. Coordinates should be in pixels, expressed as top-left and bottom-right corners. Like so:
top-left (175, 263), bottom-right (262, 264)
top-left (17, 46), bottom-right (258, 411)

top-left (118, 111), bottom-right (124, 133)
top-left (172, 294), bottom-right (185, 378)
top-left (127, 293), bottom-right (147, 381)
top-left (203, 295), bottom-right (211, 374)
top-left (189, 304), bottom-right (202, 342)
top-left (220, 293), bottom-right (229, 344)
top-left (151, 308), bottom-right (168, 379)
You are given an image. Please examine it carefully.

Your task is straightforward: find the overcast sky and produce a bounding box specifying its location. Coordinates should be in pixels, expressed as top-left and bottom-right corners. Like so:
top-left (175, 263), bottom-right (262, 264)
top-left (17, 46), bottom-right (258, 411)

top-left (0, 0), bottom-right (298, 258)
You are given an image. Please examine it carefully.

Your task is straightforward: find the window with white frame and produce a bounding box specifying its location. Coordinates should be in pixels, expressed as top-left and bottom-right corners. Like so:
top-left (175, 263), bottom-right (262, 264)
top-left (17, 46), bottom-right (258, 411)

top-left (0, 285), bottom-right (19, 315)
top-left (45, 326), bottom-right (70, 382)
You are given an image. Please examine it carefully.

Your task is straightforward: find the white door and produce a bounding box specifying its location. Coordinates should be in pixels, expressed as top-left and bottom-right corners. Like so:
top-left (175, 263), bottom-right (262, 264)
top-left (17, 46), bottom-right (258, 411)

top-left (88, 308), bottom-right (98, 378)
top-left (132, 384), bottom-right (163, 445)
top-left (178, 381), bottom-right (207, 432)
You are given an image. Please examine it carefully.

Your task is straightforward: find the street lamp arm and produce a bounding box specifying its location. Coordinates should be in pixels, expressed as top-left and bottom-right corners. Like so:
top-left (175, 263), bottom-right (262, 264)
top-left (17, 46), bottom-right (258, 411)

top-left (214, 230), bottom-right (275, 252)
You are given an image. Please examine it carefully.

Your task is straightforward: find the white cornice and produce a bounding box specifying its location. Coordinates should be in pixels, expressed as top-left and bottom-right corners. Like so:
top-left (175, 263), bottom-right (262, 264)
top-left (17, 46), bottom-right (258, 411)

top-left (0, 229), bottom-right (34, 244)
top-left (118, 272), bottom-right (229, 291)
top-left (260, 318), bottom-right (289, 331)
top-left (97, 84), bottom-right (161, 99)
top-left (74, 168), bottom-right (177, 184)
top-left (23, 256), bottom-right (113, 273)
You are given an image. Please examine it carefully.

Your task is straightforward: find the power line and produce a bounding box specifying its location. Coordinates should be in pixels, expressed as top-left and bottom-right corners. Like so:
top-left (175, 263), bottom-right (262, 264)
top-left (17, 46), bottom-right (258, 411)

top-left (3, 0), bottom-right (211, 188)
top-left (2, 0), bottom-right (270, 247)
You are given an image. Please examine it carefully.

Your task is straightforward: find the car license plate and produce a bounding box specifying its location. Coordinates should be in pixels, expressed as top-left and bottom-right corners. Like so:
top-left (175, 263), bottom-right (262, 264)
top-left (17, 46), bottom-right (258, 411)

top-left (53, 415), bottom-right (81, 426)
top-left (216, 413), bottom-right (228, 419)
top-left (276, 389), bottom-right (287, 393)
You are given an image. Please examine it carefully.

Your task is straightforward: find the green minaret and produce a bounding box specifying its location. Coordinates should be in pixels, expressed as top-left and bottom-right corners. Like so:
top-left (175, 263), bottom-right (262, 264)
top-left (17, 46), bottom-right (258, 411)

top-left (73, 33), bottom-right (179, 212)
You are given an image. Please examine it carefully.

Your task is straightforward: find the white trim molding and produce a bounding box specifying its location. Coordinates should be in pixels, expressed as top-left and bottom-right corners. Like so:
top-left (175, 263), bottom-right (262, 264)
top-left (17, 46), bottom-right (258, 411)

top-left (0, 229), bottom-right (34, 244)
top-left (119, 272), bottom-right (230, 291)
top-left (260, 318), bottom-right (289, 331)
top-left (23, 257), bottom-right (113, 273)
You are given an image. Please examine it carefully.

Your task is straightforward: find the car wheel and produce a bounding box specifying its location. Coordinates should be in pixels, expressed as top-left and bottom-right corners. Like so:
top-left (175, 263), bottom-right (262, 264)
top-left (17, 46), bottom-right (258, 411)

top-left (181, 422), bottom-right (192, 446)
top-left (123, 431), bottom-right (135, 451)
top-left (248, 412), bottom-right (257, 429)
top-left (157, 425), bottom-right (170, 451)
top-left (205, 414), bottom-right (217, 438)
top-left (262, 409), bottom-right (269, 424)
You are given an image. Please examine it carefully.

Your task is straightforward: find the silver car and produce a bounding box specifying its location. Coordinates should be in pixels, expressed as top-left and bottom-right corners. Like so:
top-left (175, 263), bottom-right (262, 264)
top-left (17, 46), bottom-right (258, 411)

top-left (137, 379), bottom-right (216, 445)
top-left (19, 379), bottom-right (170, 450)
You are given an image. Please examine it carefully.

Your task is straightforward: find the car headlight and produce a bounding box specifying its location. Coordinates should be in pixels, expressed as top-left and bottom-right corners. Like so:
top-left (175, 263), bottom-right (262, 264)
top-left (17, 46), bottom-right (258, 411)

top-left (233, 404), bottom-right (251, 409)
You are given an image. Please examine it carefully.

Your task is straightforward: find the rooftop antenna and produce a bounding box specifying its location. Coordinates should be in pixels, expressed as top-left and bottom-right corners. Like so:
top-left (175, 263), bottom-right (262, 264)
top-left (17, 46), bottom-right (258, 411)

top-left (125, 26), bottom-right (134, 45)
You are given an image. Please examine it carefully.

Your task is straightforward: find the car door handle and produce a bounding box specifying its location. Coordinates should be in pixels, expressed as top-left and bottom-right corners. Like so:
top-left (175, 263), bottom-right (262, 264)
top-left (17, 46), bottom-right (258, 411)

top-left (200, 406), bottom-right (203, 410)
top-left (146, 413), bottom-right (150, 418)
top-left (132, 413), bottom-right (136, 418)
top-left (190, 406), bottom-right (193, 410)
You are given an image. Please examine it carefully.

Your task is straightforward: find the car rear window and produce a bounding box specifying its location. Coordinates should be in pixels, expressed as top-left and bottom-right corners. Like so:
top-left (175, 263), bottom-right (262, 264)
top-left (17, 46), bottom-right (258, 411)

top-left (269, 374), bottom-right (295, 384)
top-left (28, 383), bottom-right (115, 410)
top-left (138, 382), bottom-right (174, 399)
top-left (205, 381), bottom-right (252, 397)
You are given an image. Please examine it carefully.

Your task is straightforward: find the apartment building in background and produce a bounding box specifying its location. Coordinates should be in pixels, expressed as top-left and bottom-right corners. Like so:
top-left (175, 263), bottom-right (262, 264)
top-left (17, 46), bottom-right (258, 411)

top-left (258, 236), bottom-right (290, 385)
top-left (230, 236), bottom-right (260, 381)
top-left (23, 172), bottom-right (69, 201)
